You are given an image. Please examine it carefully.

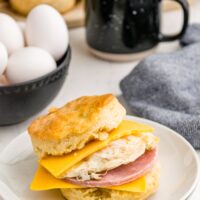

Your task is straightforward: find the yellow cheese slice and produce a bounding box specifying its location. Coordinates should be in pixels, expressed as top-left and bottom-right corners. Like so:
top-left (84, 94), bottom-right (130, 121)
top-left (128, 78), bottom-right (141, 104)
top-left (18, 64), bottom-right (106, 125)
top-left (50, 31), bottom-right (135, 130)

top-left (40, 120), bottom-right (154, 177)
top-left (31, 166), bottom-right (82, 191)
top-left (31, 166), bottom-right (147, 193)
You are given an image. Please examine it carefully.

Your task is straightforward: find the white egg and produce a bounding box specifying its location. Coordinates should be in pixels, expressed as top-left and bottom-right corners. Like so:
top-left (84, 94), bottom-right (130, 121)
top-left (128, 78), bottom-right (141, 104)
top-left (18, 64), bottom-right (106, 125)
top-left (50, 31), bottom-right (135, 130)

top-left (25, 4), bottom-right (69, 61)
top-left (17, 21), bottom-right (26, 33)
top-left (6, 47), bottom-right (57, 84)
top-left (0, 13), bottom-right (24, 55)
top-left (0, 42), bottom-right (8, 75)
top-left (18, 21), bottom-right (27, 45)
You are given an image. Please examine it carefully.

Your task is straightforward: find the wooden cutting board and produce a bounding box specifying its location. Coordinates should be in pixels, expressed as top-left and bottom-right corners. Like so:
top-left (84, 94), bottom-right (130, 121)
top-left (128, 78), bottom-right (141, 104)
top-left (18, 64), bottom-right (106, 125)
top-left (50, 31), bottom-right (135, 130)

top-left (163, 0), bottom-right (195, 11)
top-left (0, 0), bottom-right (196, 28)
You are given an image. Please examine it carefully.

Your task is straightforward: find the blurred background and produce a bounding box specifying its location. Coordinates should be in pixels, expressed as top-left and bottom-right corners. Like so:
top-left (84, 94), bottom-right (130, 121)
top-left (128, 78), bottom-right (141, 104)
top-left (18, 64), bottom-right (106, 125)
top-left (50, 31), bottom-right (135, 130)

top-left (0, 0), bottom-right (199, 133)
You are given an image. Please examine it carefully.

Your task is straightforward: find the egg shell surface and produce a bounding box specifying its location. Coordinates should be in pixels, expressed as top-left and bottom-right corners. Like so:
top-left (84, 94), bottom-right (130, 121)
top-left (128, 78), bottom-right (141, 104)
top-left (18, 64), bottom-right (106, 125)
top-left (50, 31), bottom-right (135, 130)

top-left (6, 47), bottom-right (57, 84)
top-left (0, 42), bottom-right (8, 75)
top-left (0, 13), bottom-right (24, 55)
top-left (25, 4), bottom-right (69, 61)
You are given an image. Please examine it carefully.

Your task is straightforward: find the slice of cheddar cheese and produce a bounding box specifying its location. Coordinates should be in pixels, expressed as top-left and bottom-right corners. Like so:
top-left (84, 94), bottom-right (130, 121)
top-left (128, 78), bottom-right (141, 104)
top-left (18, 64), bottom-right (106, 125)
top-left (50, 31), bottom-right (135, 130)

top-left (31, 166), bottom-right (147, 193)
top-left (40, 120), bottom-right (154, 177)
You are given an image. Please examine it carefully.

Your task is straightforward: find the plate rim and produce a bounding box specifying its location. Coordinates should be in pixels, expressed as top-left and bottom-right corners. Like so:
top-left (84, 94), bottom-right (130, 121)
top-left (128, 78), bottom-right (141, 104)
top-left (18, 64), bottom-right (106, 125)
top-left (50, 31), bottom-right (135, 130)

top-left (126, 115), bottom-right (200, 200)
top-left (0, 115), bottom-right (199, 200)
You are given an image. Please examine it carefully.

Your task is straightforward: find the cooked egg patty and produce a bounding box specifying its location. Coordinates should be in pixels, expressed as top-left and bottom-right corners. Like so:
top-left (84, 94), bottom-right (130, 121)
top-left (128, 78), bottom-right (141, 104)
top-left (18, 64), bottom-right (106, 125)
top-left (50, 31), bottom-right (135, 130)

top-left (66, 133), bottom-right (158, 181)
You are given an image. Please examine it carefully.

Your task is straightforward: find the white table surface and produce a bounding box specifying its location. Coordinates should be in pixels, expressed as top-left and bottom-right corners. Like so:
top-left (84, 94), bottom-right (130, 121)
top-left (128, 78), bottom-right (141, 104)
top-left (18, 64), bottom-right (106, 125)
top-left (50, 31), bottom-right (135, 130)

top-left (0, 1), bottom-right (200, 200)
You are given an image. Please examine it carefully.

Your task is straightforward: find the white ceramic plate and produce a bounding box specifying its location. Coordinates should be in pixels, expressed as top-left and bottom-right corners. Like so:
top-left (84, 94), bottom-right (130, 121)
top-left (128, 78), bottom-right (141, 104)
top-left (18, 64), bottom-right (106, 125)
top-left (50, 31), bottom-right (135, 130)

top-left (0, 116), bottom-right (199, 200)
top-left (126, 116), bottom-right (200, 200)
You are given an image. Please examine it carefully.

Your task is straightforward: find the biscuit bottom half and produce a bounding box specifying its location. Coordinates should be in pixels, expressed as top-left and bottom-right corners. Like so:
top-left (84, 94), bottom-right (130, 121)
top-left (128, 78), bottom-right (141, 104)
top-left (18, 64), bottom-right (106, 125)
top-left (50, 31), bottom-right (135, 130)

top-left (61, 163), bottom-right (160, 200)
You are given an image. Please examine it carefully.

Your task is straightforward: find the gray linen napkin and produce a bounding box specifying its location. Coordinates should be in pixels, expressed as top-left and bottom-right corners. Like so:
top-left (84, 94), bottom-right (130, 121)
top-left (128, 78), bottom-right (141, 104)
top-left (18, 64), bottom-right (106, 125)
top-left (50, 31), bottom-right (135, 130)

top-left (180, 23), bottom-right (200, 46)
top-left (120, 24), bottom-right (200, 149)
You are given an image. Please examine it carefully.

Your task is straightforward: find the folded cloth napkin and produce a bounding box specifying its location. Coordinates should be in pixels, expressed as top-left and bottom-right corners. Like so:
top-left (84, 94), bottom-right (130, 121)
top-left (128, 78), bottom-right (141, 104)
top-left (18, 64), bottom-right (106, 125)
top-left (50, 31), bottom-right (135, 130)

top-left (180, 23), bottom-right (200, 46)
top-left (120, 24), bottom-right (200, 149)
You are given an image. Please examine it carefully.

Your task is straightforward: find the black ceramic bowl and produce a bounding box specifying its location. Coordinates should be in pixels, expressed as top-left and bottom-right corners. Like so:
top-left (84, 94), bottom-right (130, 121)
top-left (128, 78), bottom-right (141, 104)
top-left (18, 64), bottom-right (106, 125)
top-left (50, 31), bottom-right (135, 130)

top-left (0, 47), bottom-right (71, 126)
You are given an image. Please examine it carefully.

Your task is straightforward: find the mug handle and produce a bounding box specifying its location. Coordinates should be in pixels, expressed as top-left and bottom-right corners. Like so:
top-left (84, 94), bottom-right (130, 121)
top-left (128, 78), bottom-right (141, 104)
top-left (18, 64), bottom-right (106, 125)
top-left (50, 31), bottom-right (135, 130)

top-left (159, 0), bottom-right (189, 42)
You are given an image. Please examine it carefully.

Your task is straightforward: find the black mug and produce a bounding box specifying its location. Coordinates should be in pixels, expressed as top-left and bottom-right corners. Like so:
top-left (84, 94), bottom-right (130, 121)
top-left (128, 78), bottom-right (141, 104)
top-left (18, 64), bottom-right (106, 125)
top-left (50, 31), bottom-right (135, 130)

top-left (86, 0), bottom-right (189, 61)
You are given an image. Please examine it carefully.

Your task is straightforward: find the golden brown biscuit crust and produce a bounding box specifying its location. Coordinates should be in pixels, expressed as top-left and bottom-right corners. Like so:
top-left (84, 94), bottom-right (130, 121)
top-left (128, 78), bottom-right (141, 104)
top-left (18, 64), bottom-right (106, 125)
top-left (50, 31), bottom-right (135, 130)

top-left (28, 94), bottom-right (126, 157)
top-left (29, 94), bottom-right (123, 140)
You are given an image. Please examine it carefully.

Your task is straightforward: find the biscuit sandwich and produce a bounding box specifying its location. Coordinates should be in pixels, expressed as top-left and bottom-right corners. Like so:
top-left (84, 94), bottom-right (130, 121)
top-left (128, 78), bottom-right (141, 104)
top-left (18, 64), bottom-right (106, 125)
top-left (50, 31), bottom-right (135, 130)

top-left (29, 94), bottom-right (160, 200)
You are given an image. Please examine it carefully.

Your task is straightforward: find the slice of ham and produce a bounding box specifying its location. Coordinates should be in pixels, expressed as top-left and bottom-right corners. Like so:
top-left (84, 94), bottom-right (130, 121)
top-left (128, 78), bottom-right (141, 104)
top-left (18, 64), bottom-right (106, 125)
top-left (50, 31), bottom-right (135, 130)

top-left (64, 149), bottom-right (157, 187)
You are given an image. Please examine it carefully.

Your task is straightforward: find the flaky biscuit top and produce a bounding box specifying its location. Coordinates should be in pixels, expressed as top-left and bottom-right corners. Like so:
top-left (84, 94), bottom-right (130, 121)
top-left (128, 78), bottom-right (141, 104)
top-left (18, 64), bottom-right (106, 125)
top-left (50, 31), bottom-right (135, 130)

top-left (28, 94), bottom-right (125, 141)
